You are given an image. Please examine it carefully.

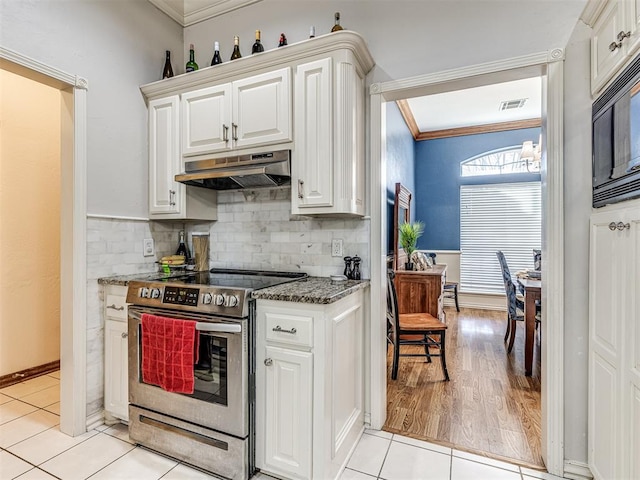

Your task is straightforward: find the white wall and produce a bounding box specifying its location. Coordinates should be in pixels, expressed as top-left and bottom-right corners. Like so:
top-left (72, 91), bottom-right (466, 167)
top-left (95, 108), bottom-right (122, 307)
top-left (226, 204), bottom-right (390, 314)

top-left (0, 0), bottom-right (183, 218)
top-left (184, 0), bottom-right (586, 84)
top-left (562, 19), bottom-right (593, 466)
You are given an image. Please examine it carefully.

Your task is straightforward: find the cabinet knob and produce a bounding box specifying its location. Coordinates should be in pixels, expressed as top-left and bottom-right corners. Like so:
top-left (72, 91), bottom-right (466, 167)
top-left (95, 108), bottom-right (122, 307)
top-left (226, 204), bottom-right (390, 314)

top-left (264, 358), bottom-right (273, 366)
top-left (610, 221), bottom-right (631, 231)
top-left (232, 123), bottom-right (238, 141)
top-left (121, 332), bottom-right (128, 339)
top-left (617, 30), bottom-right (631, 42)
top-left (617, 221), bottom-right (631, 231)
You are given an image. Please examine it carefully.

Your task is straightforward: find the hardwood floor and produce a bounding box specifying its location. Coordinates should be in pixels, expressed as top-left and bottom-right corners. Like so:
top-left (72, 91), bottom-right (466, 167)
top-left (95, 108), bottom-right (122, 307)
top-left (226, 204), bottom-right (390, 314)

top-left (383, 307), bottom-right (543, 468)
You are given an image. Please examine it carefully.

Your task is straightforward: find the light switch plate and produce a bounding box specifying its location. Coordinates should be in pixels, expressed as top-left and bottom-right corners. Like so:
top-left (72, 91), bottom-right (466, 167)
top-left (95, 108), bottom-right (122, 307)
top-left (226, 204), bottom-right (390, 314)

top-left (143, 238), bottom-right (155, 257)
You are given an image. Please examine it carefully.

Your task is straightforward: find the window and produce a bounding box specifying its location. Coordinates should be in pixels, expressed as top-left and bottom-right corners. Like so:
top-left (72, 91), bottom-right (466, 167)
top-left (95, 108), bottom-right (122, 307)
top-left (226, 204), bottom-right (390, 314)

top-left (461, 146), bottom-right (532, 177)
top-left (460, 182), bottom-right (541, 294)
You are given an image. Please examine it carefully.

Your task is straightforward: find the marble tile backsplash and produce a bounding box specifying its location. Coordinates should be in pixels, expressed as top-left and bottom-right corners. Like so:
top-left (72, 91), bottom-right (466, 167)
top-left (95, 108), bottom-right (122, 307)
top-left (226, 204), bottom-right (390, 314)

top-left (190, 188), bottom-right (370, 279)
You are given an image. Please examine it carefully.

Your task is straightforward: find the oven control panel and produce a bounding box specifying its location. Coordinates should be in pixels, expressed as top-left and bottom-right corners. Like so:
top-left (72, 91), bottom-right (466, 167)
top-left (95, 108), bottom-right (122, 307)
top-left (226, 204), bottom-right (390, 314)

top-left (126, 280), bottom-right (248, 317)
top-left (163, 286), bottom-right (199, 306)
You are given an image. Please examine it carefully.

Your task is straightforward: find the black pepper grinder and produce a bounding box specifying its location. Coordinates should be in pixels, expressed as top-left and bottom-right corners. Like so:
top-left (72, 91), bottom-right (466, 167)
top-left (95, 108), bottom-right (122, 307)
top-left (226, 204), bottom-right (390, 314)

top-left (343, 256), bottom-right (353, 279)
top-left (351, 255), bottom-right (361, 280)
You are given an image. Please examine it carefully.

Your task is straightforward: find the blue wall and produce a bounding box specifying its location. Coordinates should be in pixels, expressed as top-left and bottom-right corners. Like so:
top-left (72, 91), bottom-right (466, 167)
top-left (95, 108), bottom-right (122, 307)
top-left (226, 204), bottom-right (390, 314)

top-left (386, 102), bottom-right (415, 254)
top-left (414, 127), bottom-right (541, 250)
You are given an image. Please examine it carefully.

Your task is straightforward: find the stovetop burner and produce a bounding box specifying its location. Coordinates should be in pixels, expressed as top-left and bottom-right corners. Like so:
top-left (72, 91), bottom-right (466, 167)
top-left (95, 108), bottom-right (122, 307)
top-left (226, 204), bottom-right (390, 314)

top-left (175, 268), bottom-right (307, 289)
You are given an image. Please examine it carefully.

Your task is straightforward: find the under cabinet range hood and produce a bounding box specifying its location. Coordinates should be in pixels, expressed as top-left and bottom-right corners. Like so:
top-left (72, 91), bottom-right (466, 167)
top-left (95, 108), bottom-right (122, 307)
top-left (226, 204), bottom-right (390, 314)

top-left (175, 150), bottom-right (291, 190)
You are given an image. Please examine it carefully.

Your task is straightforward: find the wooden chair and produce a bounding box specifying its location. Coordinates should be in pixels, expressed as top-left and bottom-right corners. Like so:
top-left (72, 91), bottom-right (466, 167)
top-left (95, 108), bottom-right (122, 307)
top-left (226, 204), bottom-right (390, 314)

top-left (386, 270), bottom-right (449, 381)
top-left (427, 253), bottom-right (459, 312)
top-left (496, 250), bottom-right (525, 353)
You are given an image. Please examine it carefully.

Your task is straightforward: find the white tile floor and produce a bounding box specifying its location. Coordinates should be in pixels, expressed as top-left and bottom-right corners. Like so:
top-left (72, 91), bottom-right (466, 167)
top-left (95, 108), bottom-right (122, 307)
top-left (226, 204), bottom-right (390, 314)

top-left (0, 373), bottom-right (567, 480)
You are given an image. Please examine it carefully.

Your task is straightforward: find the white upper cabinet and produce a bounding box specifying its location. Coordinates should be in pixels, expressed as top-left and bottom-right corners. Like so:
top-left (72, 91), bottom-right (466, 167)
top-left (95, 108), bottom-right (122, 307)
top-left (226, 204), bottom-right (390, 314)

top-left (232, 68), bottom-right (291, 150)
top-left (292, 51), bottom-right (368, 217)
top-left (148, 95), bottom-right (217, 220)
top-left (182, 69), bottom-right (291, 157)
top-left (182, 84), bottom-right (231, 156)
top-left (141, 31), bottom-right (374, 218)
top-left (149, 96), bottom-right (182, 216)
top-left (587, 0), bottom-right (640, 94)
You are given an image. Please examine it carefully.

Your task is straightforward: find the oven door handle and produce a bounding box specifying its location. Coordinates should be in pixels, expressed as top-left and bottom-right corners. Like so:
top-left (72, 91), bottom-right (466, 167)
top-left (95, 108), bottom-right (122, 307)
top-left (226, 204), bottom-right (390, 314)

top-left (195, 322), bottom-right (242, 333)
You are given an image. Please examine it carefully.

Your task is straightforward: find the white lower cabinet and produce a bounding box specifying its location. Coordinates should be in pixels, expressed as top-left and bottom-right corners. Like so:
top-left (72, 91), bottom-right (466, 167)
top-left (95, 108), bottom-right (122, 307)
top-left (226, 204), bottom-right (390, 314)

top-left (103, 285), bottom-right (129, 422)
top-left (589, 200), bottom-right (640, 479)
top-left (263, 346), bottom-right (313, 478)
top-left (256, 289), bottom-right (365, 480)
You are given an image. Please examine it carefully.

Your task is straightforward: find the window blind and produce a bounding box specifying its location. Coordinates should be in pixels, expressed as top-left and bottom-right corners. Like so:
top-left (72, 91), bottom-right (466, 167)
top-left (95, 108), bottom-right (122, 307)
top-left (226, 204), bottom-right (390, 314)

top-left (459, 182), bottom-right (541, 295)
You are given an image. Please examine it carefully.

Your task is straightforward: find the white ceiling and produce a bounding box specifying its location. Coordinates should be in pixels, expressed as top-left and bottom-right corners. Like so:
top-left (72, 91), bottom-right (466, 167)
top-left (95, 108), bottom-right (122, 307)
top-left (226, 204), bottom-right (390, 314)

top-left (405, 76), bottom-right (542, 132)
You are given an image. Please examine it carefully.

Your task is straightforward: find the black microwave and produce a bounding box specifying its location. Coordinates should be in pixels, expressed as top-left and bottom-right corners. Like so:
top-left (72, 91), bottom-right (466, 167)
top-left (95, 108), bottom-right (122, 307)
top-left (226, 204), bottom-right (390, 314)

top-left (592, 53), bottom-right (640, 207)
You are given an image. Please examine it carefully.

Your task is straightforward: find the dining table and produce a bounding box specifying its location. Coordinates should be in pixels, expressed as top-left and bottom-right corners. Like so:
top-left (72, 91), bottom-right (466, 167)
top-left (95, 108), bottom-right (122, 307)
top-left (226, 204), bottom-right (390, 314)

top-left (517, 276), bottom-right (541, 376)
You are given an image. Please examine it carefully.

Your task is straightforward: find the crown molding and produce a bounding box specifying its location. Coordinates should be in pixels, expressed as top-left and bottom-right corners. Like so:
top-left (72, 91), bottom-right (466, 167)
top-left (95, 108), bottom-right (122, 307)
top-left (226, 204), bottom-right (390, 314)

top-left (580, 0), bottom-right (607, 27)
top-left (148, 0), bottom-right (262, 27)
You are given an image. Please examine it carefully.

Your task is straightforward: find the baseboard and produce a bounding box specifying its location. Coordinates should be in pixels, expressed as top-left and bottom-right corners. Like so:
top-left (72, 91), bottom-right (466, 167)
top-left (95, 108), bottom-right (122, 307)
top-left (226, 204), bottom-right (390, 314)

top-left (363, 412), bottom-right (371, 427)
top-left (563, 460), bottom-right (594, 480)
top-left (0, 360), bottom-right (60, 388)
top-left (86, 410), bottom-right (106, 431)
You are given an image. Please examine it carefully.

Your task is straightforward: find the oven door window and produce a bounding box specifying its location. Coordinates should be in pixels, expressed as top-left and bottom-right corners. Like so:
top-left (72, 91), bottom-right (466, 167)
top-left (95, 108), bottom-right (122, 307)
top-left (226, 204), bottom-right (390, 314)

top-left (192, 333), bottom-right (228, 405)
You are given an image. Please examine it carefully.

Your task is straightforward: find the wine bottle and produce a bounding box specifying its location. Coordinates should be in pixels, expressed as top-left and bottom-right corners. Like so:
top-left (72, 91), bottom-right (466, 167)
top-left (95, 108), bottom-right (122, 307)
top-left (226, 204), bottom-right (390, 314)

top-left (210, 41), bottom-right (222, 66)
top-left (331, 12), bottom-right (344, 32)
top-left (230, 35), bottom-right (242, 60)
top-left (252, 30), bottom-right (264, 54)
top-left (175, 230), bottom-right (191, 260)
top-left (278, 33), bottom-right (287, 47)
top-left (162, 50), bottom-right (174, 79)
top-left (309, 26), bottom-right (315, 38)
top-left (186, 44), bottom-right (198, 72)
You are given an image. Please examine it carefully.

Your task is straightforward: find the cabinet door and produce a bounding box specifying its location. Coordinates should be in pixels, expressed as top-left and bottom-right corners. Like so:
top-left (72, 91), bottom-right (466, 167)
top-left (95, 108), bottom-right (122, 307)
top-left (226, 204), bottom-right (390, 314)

top-left (182, 84), bottom-right (231, 156)
top-left (104, 319), bottom-right (129, 421)
top-left (592, 0), bottom-right (628, 93)
top-left (624, 0), bottom-right (640, 57)
top-left (263, 345), bottom-right (312, 480)
top-left (149, 96), bottom-right (182, 216)
top-left (293, 58), bottom-right (333, 210)
top-left (232, 68), bottom-right (291, 149)
top-left (589, 211), bottom-right (631, 479)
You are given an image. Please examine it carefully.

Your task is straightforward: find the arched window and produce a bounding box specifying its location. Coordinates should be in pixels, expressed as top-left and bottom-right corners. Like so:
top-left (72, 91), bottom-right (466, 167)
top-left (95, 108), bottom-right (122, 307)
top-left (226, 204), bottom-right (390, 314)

top-left (460, 145), bottom-right (537, 177)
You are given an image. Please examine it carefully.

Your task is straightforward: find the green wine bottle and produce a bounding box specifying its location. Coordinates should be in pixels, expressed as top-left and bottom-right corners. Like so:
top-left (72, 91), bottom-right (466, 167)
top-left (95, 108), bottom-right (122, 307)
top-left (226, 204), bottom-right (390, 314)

top-left (186, 44), bottom-right (198, 72)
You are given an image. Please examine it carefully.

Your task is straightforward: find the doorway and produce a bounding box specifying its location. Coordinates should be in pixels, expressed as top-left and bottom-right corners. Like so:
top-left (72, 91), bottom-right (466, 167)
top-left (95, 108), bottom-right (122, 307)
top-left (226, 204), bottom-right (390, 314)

top-left (0, 48), bottom-right (88, 437)
top-left (369, 52), bottom-right (565, 476)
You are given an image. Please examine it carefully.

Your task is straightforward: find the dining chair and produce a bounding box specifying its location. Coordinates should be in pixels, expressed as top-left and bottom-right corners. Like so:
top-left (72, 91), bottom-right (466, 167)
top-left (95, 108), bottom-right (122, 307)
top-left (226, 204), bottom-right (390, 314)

top-left (426, 253), bottom-right (460, 312)
top-left (496, 250), bottom-right (525, 353)
top-left (386, 270), bottom-right (449, 381)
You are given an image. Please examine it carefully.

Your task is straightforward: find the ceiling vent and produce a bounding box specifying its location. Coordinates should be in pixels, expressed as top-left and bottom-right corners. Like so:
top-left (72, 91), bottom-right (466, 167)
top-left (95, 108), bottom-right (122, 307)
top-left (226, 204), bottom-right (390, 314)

top-left (499, 98), bottom-right (528, 110)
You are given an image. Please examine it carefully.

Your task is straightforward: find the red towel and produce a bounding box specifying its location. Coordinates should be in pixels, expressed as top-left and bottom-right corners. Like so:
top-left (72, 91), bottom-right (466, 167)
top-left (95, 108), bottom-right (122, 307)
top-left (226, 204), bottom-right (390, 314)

top-left (141, 313), bottom-right (200, 394)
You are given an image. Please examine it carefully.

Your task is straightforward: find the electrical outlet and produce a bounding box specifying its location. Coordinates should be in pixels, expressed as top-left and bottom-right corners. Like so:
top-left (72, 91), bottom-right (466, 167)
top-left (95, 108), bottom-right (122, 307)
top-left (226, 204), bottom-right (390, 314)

top-left (143, 238), bottom-right (155, 257)
top-left (331, 239), bottom-right (343, 257)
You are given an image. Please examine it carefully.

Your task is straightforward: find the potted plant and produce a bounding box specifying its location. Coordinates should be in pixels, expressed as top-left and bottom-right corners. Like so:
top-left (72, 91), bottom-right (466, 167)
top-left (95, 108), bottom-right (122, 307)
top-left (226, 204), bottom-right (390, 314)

top-left (398, 221), bottom-right (424, 270)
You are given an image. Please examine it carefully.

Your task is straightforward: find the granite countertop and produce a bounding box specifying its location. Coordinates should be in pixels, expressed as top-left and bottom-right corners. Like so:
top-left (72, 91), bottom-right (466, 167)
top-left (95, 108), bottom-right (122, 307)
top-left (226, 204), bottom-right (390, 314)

top-left (97, 271), bottom-right (190, 286)
top-left (251, 277), bottom-right (369, 304)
